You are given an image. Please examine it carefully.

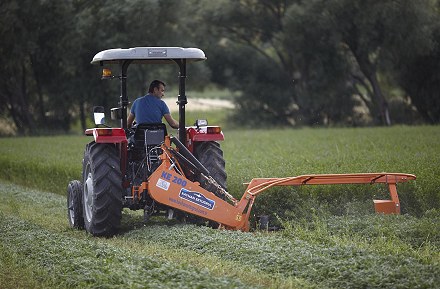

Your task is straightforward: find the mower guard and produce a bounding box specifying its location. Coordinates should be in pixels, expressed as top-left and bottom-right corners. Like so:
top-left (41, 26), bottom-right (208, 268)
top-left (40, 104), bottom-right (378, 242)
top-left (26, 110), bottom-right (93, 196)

top-left (139, 136), bottom-right (416, 231)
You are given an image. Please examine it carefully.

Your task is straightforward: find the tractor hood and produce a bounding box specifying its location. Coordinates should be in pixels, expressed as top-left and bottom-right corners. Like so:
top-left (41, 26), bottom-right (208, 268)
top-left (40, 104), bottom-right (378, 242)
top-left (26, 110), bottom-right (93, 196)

top-left (91, 47), bottom-right (206, 65)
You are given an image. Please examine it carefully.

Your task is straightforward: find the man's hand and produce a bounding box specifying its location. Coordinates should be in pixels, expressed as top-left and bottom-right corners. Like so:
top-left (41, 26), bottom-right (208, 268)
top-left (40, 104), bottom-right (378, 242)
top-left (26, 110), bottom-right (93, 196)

top-left (164, 114), bottom-right (179, 129)
top-left (127, 113), bottom-right (135, 129)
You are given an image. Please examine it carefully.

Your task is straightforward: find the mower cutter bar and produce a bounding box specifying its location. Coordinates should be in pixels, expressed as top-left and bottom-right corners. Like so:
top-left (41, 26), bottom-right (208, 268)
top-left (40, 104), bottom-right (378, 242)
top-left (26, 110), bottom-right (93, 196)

top-left (244, 173), bottom-right (416, 196)
top-left (242, 173), bottom-right (416, 216)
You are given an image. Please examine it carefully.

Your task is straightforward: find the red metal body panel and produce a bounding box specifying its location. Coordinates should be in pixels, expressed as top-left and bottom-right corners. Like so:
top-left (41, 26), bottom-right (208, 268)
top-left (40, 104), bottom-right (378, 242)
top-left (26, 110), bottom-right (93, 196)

top-left (84, 127), bottom-right (128, 177)
top-left (84, 128), bottom-right (127, 143)
top-left (186, 126), bottom-right (224, 152)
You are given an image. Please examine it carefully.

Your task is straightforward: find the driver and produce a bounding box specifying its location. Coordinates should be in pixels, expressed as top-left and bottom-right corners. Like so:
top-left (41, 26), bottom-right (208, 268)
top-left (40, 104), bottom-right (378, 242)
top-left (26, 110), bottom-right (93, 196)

top-left (127, 80), bottom-right (179, 129)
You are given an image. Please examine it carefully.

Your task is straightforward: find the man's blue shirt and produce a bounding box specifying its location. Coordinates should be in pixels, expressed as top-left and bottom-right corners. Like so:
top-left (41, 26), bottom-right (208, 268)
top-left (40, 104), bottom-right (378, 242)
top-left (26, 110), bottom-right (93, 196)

top-left (130, 94), bottom-right (170, 124)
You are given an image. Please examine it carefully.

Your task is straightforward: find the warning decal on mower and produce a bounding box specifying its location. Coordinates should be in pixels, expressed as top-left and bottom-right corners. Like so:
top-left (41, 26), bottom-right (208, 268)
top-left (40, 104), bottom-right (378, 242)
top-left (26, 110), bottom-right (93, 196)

top-left (179, 188), bottom-right (215, 210)
top-left (156, 178), bottom-right (170, 191)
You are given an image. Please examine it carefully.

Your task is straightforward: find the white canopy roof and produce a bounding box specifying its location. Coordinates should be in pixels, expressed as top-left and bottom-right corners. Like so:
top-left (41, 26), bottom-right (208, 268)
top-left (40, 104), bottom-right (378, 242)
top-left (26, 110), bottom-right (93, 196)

top-left (91, 47), bottom-right (206, 65)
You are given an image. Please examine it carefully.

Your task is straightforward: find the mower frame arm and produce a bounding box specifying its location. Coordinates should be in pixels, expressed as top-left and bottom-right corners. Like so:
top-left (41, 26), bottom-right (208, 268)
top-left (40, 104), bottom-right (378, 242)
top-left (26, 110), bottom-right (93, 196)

top-left (241, 173), bottom-right (416, 218)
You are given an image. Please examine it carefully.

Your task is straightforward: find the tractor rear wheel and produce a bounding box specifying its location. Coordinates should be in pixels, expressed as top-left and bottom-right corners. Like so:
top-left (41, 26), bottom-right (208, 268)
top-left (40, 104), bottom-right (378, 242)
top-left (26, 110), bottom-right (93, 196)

top-left (184, 141), bottom-right (227, 227)
top-left (67, 180), bottom-right (84, 229)
top-left (82, 142), bottom-right (123, 237)
top-left (193, 141), bottom-right (227, 193)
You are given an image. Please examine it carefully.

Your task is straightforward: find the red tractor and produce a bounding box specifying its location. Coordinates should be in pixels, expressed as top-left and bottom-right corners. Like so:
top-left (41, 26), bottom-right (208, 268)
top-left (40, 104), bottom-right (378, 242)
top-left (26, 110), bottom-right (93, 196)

top-left (67, 47), bottom-right (227, 236)
top-left (67, 47), bottom-right (416, 237)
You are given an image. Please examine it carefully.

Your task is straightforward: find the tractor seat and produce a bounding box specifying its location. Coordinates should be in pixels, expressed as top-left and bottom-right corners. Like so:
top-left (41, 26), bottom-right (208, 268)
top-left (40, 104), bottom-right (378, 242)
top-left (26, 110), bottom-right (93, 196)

top-left (133, 123), bottom-right (167, 148)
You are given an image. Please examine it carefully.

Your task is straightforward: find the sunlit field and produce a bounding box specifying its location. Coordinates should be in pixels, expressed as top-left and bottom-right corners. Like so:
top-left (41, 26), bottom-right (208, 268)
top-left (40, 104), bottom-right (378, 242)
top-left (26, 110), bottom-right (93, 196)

top-left (1, 124), bottom-right (438, 214)
top-left (0, 123), bottom-right (439, 288)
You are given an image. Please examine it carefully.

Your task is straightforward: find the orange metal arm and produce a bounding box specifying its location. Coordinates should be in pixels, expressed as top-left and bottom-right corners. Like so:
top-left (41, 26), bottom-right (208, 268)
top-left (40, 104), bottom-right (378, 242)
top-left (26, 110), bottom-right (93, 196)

top-left (244, 173), bottom-right (415, 197)
top-left (241, 173), bottom-right (416, 217)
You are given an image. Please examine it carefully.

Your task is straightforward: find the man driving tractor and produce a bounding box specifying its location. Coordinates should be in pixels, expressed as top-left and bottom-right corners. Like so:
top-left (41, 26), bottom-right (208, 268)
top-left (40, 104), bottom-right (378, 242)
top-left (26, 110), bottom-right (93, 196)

top-left (127, 79), bottom-right (179, 129)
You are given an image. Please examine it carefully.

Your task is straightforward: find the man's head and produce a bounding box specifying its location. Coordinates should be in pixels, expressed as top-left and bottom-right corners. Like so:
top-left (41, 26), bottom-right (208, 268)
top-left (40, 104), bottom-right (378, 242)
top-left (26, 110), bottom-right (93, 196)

top-left (148, 80), bottom-right (166, 98)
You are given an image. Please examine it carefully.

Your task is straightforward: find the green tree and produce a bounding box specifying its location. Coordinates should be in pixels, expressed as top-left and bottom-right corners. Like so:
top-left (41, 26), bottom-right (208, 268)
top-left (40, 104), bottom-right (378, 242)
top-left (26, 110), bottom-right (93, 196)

top-left (193, 0), bottom-right (356, 126)
top-left (388, 1), bottom-right (440, 124)
top-left (324, 0), bottom-right (437, 125)
top-left (70, 0), bottom-right (210, 131)
top-left (394, 39), bottom-right (440, 124)
top-left (191, 0), bottom-right (438, 127)
top-left (0, 0), bottom-right (203, 134)
top-left (0, 0), bottom-right (39, 134)
top-left (1, 0), bottom-right (438, 134)
top-left (0, 0), bottom-right (77, 133)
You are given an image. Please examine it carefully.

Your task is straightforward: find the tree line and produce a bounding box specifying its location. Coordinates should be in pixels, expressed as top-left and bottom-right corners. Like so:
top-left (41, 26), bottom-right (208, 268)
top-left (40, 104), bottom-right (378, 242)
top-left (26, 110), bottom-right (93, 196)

top-left (1, 0), bottom-right (439, 135)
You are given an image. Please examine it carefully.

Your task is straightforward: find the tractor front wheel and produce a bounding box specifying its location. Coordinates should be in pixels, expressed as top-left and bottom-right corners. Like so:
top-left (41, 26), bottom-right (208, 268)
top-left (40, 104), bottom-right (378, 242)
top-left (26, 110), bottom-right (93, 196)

top-left (82, 142), bottom-right (123, 237)
top-left (67, 180), bottom-right (84, 229)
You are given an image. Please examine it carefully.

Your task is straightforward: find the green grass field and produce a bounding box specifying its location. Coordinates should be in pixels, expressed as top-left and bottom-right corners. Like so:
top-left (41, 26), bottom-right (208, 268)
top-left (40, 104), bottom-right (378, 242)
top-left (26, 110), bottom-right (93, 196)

top-left (0, 123), bottom-right (439, 288)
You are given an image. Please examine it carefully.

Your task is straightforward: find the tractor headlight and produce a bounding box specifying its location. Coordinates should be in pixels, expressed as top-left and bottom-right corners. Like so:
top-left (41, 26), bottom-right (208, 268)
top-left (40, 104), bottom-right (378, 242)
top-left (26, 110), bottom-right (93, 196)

top-left (195, 119), bottom-right (208, 127)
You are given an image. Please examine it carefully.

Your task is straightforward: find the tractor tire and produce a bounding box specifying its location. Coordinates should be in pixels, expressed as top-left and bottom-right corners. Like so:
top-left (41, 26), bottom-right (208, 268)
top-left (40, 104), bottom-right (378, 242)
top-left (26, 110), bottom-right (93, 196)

top-left (193, 141), bottom-right (227, 193)
top-left (67, 180), bottom-right (84, 229)
top-left (82, 142), bottom-right (123, 237)
top-left (187, 141), bottom-right (227, 227)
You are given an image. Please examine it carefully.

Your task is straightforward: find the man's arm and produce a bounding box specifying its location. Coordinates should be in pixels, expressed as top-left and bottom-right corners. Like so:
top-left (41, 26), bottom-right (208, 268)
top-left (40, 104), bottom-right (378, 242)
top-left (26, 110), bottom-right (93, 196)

top-left (127, 113), bottom-right (135, 129)
top-left (164, 114), bottom-right (179, 129)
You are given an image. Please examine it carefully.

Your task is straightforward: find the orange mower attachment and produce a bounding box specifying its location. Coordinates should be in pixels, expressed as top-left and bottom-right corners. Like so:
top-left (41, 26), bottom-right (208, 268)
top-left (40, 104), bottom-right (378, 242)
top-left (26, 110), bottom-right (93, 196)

top-left (140, 136), bottom-right (416, 232)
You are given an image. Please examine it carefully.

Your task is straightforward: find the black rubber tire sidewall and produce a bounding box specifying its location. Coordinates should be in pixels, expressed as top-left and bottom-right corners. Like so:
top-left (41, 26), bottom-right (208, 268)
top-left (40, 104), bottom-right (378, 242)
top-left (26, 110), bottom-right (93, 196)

top-left (187, 141), bottom-right (227, 227)
top-left (193, 141), bottom-right (227, 193)
top-left (82, 142), bottom-right (123, 237)
top-left (67, 180), bottom-right (84, 229)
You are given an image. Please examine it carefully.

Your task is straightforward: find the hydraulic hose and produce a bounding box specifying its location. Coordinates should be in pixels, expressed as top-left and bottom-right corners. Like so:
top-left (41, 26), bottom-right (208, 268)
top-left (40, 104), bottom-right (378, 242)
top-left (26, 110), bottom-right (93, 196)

top-left (170, 136), bottom-right (210, 176)
top-left (169, 136), bottom-right (237, 204)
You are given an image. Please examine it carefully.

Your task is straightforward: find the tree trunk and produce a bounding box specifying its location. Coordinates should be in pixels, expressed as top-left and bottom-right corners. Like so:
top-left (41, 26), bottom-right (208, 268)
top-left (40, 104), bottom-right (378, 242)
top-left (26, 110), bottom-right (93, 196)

top-left (5, 93), bottom-right (23, 131)
top-left (366, 72), bottom-right (391, 126)
top-left (352, 51), bottom-right (392, 126)
top-left (19, 63), bottom-right (36, 134)
top-left (31, 54), bottom-right (47, 125)
top-left (80, 99), bottom-right (86, 132)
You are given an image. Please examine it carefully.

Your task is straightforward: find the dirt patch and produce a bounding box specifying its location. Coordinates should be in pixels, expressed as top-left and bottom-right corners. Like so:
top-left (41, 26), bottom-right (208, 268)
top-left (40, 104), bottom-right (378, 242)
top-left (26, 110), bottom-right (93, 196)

top-left (0, 117), bottom-right (17, 136)
top-left (163, 98), bottom-right (234, 112)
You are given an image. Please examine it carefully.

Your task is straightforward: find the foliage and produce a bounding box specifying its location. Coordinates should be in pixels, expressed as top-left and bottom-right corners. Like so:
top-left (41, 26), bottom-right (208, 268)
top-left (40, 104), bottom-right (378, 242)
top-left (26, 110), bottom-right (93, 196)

top-left (1, 0), bottom-right (440, 134)
top-left (198, 0), bottom-right (440, 126)
top-left (392, 24), bottom-right (440, 124)
top-left (0, 0), bottom-right (208, 135)
top-left (0, 0), bottom-right (75, 133)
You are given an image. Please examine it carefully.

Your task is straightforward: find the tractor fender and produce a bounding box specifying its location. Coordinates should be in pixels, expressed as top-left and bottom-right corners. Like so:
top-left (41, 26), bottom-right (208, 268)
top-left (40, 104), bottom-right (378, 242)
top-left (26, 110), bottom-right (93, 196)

top-left (186, 126), bottom-right (224, 152)
top-left (85, 128), bottom-right (128, 144)
top-left (85, 128), bottom-right (128, 178)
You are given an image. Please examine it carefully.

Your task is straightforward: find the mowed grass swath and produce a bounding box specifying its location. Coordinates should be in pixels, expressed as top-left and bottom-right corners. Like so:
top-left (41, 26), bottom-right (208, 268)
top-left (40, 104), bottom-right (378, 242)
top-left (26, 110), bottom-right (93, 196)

top-left (0, 181), bottom-right (439, 288)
